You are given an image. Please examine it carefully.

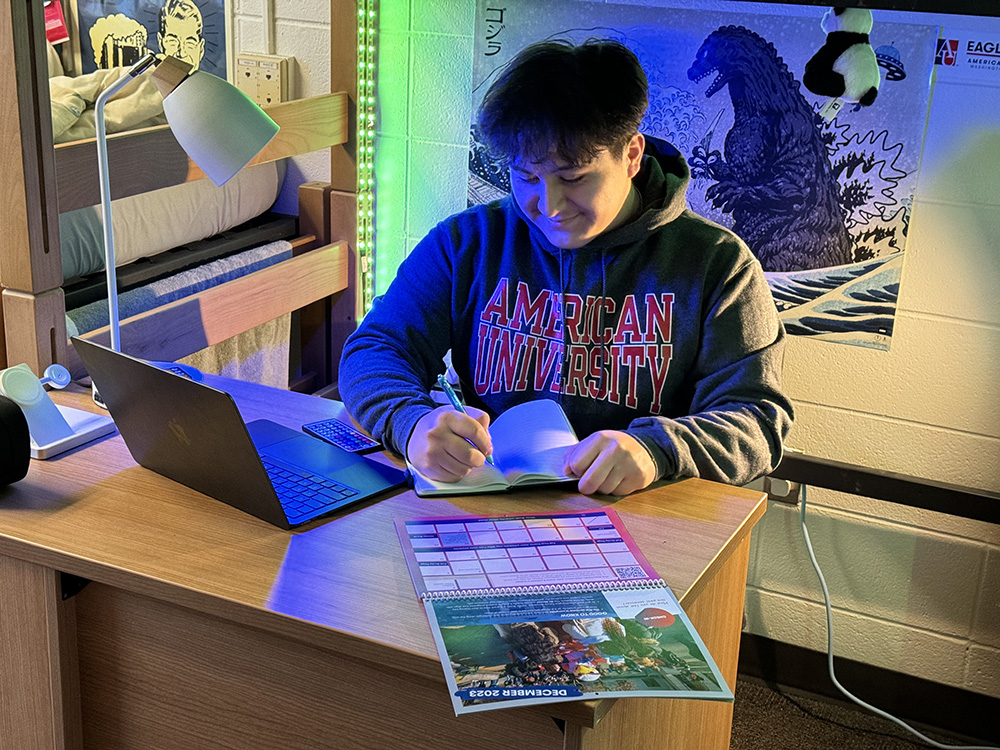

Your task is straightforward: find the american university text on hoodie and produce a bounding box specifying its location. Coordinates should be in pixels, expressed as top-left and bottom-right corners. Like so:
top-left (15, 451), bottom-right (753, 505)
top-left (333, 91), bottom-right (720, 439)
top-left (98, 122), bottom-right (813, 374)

top-left (475, 278), bottom-right (674, 414)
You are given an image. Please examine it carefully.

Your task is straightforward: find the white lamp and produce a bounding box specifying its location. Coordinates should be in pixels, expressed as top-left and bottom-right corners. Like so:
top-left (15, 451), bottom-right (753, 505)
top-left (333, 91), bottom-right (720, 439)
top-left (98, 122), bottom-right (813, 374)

top-left (94, 53), bottom-right (279, 354)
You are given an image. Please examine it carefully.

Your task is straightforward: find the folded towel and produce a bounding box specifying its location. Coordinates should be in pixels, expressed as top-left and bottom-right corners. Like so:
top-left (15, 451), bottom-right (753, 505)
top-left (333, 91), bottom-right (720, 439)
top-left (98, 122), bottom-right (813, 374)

top-left (180, 313), bottom-right (291, 390)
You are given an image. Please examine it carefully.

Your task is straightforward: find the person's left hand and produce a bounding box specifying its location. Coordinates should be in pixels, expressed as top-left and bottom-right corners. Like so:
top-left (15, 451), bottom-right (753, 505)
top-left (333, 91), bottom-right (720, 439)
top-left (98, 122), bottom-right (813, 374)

top-left (562, 430), bottom-right (657, 496)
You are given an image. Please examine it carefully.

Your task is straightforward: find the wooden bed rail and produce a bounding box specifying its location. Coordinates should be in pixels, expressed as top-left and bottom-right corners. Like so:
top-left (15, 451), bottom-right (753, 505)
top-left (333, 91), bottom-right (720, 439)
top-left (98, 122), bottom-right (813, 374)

top-left (53, 92), bottom-right (349, 214)
top-left (55, 241), bottom-right (348, 377)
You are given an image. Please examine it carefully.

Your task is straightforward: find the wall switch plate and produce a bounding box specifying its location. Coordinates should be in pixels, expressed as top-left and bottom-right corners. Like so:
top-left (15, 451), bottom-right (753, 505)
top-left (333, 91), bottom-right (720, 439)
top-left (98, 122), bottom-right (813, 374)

top-left (234, 53), bottom-right (291, 107)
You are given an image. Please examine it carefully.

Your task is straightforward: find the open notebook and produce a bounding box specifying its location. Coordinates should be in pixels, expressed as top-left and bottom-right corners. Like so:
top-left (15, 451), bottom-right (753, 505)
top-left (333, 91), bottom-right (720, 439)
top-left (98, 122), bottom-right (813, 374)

top-left (407, 399), bottom-right (579, 497)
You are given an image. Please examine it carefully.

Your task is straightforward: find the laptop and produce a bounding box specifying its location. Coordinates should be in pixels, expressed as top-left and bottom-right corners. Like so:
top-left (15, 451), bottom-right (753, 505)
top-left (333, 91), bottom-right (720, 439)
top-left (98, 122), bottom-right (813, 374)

top-left (72, 337), bottom-right (406, 530)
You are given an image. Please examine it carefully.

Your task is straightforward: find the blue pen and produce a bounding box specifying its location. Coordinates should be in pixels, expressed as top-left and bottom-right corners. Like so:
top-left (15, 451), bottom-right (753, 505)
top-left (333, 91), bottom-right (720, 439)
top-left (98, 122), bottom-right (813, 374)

top-left (437, 374), bottom-right (495, 465)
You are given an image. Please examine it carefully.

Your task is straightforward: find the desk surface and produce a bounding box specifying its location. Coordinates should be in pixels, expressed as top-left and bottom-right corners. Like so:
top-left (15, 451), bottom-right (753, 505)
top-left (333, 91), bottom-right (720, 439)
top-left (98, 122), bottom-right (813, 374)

top-left (0, 377), bottom-right (765, 697)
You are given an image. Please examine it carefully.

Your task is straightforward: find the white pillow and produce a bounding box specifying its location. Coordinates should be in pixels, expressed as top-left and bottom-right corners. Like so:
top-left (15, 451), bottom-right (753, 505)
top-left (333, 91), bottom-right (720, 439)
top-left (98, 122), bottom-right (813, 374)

top-left (60, 160), bottom-right (287, 280)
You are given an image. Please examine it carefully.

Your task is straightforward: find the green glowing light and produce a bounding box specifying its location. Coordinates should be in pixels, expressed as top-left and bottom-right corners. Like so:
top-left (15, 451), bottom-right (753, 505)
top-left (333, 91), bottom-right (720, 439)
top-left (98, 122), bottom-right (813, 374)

top-left (354, 0), bottom-right (379, 317)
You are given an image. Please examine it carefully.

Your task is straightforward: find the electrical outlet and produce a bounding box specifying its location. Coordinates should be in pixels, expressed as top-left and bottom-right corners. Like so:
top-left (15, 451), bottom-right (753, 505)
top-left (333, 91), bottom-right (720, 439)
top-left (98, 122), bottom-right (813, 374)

top-left (766, 478), bottom-right (801, 505)
top-left (234, 53), bottom-right (291, 107)
top-left (744, 476), bottom-right (801, 505)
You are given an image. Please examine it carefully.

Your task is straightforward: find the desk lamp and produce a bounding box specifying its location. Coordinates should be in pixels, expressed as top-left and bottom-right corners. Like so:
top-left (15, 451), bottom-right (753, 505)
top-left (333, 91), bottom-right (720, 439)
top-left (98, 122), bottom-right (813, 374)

top-left (95, 53), bottom-right (279, 354)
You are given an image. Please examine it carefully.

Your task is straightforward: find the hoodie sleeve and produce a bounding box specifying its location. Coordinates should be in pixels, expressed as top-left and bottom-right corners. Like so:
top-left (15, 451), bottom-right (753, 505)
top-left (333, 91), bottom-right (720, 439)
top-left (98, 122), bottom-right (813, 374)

top-left (338, 225), bottom-right (455, 457)
top-left (625, 248), bottom-right (794, 486)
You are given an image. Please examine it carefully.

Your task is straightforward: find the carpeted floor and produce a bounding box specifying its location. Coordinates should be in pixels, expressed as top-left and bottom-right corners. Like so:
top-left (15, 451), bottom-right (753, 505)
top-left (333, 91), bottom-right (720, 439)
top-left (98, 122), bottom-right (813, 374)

top-left (730, 677), bottom-right (991, 750)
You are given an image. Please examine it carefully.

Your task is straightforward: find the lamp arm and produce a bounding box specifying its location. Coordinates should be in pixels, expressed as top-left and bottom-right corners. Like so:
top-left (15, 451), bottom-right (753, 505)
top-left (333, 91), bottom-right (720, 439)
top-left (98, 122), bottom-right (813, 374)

top-left (94, 53), bottom-right (159, 352)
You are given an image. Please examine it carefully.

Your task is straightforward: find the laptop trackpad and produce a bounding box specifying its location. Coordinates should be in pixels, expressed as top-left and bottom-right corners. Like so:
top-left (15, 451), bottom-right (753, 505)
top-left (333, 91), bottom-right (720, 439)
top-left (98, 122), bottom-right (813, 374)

top-left (248, 419), bottom-right (404, 491)
top-left (250, 419), bottom-right (356, 469)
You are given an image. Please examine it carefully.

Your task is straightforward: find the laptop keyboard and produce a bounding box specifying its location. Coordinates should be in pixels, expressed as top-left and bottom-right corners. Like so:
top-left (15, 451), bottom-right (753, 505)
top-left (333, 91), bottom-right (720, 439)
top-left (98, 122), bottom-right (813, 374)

top-left (261, 457), bottom-right (360, 523)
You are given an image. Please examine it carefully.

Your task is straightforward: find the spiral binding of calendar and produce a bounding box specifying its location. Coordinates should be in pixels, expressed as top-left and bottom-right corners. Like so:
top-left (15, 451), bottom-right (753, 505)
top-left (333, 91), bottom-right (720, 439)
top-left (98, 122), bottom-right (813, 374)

top-left (423, 577), bottom-right (667, 600)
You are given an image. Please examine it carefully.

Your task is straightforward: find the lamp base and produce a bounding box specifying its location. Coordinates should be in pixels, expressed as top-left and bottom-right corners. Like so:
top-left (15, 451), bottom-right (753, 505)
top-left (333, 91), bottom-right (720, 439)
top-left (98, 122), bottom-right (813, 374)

top-left (30, 404), bottom-right (116, 459)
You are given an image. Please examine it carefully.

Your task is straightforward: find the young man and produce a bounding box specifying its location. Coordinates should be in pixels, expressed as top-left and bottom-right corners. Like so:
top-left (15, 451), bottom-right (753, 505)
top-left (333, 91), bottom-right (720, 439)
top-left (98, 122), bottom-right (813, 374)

top-left (339, 39), bottom-right (793, 496)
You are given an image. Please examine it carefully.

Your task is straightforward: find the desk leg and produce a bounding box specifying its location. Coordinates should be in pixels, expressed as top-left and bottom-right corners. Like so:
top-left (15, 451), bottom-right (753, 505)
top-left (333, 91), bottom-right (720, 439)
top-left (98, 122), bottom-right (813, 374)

top-left (0, 556), bottom-right (82, 750)
top-left (563, 536), bottom-right (751, 750)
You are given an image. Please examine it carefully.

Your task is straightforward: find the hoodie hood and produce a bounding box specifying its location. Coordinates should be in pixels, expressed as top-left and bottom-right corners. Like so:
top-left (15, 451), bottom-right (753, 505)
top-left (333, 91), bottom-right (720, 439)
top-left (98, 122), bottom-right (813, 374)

top-left (510, 134), bottom-right (692, 256)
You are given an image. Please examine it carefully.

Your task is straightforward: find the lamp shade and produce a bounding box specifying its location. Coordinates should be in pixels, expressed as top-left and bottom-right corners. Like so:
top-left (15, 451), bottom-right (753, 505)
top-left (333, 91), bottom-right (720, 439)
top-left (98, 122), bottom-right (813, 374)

top-left (162, 70), bottom-right (279, 186)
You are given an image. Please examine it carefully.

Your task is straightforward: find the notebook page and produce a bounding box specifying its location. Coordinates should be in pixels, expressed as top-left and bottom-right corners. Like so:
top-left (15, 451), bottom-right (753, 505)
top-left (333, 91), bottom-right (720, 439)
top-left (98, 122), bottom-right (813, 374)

top-left (489, 400), bottom-right (578, 483)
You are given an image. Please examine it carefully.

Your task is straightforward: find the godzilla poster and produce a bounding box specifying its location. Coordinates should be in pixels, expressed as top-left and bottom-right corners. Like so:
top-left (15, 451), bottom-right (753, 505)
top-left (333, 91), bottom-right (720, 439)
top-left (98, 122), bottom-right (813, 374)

top-left (469, 0), bottom-right (938, 350)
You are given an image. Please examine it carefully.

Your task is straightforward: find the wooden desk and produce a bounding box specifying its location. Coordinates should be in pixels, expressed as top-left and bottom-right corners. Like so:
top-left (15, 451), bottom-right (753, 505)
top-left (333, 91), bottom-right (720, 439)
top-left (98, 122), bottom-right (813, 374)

top-left (0, 378), bottom-right (765, 750)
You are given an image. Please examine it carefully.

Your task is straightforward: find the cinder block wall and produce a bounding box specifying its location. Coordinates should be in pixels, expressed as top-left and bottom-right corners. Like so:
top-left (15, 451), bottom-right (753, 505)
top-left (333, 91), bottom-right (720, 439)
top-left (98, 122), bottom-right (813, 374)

top-left (231, 0), bottom-right (333, 212)
top-left (375, 0), bottom-right (475, 293)
top-left (374, 0), bottom-right (1000, 699)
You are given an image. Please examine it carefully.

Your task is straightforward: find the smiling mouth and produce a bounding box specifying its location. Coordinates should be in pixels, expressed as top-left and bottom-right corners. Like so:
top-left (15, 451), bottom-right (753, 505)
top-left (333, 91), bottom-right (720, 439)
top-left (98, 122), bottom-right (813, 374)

top-left (547, 215), bottom-right (577, 227)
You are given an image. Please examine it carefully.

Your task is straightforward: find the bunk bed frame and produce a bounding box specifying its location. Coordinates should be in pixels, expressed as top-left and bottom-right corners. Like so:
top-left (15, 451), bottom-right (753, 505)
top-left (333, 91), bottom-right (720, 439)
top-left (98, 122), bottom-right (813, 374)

top-left (0, 0), bottom-right (362, 393)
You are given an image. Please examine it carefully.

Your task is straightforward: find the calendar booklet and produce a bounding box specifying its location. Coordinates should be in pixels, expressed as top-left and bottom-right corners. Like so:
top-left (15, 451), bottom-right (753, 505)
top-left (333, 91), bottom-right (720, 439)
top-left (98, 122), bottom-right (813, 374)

top-left (396, 509), bottom-right (733, 715)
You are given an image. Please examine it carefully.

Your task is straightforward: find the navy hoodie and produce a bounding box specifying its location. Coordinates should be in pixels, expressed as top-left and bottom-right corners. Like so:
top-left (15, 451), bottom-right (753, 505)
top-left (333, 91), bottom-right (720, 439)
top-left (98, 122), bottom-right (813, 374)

top-left (339, 140), bottom-right (793, 486)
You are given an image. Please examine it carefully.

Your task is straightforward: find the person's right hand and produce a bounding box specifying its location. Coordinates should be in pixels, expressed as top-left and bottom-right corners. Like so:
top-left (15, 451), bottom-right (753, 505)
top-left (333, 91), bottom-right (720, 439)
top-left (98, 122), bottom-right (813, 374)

top-left (406, 405), bottom-right (493, 482)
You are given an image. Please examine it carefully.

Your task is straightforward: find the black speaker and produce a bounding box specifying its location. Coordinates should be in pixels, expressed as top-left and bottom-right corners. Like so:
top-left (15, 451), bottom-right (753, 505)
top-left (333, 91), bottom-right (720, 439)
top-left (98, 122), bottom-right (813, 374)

top-left (0, 394), bottom-right (30, 486)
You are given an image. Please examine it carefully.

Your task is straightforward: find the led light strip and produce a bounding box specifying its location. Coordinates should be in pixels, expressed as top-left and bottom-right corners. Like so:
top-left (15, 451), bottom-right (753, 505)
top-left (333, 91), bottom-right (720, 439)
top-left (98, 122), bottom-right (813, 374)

top-left (357, 0), bottom-right (376, 314)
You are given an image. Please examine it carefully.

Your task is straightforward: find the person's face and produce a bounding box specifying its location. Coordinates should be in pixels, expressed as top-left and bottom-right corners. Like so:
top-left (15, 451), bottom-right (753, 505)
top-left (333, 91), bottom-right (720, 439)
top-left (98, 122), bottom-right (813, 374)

top-left (509, 133), bottom-right (644, 249)
top-left (159, 15), bottom-right (205, 70)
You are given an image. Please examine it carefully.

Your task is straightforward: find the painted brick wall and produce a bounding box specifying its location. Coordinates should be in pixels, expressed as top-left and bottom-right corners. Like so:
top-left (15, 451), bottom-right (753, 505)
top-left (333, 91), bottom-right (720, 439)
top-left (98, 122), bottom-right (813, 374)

top-left (230, 0), bottom-right (332, 213)
top-left (375, 0), bottom-right (475, 294)
top-left (373, 0), bottom-right (1000, 699)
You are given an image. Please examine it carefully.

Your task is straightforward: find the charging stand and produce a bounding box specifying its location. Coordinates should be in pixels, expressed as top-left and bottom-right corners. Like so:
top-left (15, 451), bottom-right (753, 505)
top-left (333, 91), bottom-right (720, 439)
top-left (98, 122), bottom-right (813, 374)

top-left (0, 364), bottom-right (115, 459)
top-left (29, 404), bottom-right (116, 459)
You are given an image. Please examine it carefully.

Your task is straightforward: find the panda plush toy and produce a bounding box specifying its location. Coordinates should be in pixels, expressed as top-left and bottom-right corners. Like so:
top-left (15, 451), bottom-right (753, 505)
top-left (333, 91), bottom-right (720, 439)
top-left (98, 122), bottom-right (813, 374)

top-left (803, 7), bottom-right (880, 107)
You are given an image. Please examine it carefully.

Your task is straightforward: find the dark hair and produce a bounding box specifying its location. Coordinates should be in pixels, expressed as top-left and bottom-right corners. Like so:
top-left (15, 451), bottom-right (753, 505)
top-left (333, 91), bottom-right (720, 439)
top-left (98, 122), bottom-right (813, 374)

top-left (476, 39), bottom-right (648, 166)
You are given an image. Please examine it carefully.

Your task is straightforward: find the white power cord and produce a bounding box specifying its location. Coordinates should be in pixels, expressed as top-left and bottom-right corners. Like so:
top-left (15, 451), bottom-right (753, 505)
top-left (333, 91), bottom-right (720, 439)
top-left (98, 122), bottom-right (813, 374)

top-left (799, 484), bottom-right (999, 750)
